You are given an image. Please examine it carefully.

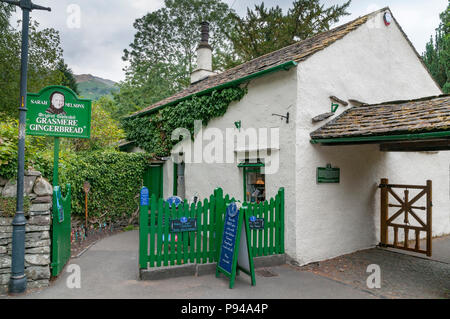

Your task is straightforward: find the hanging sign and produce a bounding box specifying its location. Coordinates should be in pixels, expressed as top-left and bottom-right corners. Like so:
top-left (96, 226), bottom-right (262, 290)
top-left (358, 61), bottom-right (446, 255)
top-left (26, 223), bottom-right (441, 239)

top-left (26, 85), bottom-right (92, 139)
top-left (216, 202), bottom-right (256, 289)
top-left (317, 164), bottom-right (340, 183)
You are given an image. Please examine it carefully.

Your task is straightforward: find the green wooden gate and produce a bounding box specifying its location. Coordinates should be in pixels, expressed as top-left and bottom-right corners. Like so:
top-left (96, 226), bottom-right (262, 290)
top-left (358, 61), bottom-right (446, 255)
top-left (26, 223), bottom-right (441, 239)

top-left (139, 188), bottom-right (285, 269)
top-left (51, 184), bottom-right (72, 277)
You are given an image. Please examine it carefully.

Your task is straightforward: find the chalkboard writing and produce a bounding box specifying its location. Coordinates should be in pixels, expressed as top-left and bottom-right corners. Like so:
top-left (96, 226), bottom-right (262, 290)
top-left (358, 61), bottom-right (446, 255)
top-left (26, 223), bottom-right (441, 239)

top-left (218, 202), bottom-right (239, 274)
top-left (170, 217), bottom-right (197, 233)
top-left (249, 216), bottom-right (264, 230)
top-left (216, 202), bottom-right (256, 289)
top-left (140, 187), bottom-right (149, 206)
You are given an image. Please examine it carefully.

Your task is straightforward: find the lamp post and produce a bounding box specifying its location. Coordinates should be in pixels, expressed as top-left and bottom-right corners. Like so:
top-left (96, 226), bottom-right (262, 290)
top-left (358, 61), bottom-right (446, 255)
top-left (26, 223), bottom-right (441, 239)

top-left (0, 0), bottom-right (51, 294)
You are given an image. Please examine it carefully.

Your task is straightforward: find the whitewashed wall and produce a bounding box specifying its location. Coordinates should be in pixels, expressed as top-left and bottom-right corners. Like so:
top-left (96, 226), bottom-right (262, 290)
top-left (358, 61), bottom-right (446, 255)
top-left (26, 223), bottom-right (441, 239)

top-left (165, 68), bottom-right (299, 258)
top-left (295, 10), bottom-right (445, 265)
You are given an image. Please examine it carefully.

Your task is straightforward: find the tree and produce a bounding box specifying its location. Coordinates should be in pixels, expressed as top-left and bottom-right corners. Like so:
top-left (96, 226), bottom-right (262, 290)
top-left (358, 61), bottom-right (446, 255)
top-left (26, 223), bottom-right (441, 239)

top-left (66, 96), bottom-right (125, 152)
top-left (58, 60), bottom-right (79, 95)
top-left (0, 6), bottom-right (64, 117)
top-left (0, 3), bottom-right (13, 31)
top-left (116, 0), bottom-right (238, 117)
top-left (423, 3), bottom-right (449, 93)
top-left (227, 0), bottom-right (351, 61)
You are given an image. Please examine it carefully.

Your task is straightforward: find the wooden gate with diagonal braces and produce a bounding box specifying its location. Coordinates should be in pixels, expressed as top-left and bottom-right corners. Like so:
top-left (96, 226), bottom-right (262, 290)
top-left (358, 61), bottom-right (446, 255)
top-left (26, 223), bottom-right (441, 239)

top-left (379, 178), bottom-right (432, 256)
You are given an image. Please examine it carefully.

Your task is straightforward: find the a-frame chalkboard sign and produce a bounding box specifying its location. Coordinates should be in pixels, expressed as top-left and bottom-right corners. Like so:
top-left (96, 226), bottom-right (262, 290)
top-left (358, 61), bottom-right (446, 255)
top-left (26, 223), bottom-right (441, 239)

top-left (216, 202), bottom-right (256, 289)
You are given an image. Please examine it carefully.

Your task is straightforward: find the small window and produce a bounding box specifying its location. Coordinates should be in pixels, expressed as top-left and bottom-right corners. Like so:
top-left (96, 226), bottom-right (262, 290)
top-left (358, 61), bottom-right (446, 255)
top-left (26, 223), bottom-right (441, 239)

top-left (239, 160), bottom-right (266, 203)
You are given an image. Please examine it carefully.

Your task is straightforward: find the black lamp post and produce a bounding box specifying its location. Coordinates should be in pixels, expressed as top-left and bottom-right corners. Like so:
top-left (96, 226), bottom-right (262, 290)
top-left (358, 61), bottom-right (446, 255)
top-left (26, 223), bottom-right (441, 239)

top-left (0, 0), bottom-right (51, 294)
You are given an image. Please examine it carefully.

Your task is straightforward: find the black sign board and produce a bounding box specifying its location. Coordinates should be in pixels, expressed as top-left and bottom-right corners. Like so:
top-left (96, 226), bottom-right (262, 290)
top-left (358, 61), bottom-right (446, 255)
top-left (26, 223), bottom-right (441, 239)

top-left (170, 217), bottom-right (197, 233)
top-left (249, 216), bottom-right (264, 230)
top-left (216, 202), bottom-right (255, 289)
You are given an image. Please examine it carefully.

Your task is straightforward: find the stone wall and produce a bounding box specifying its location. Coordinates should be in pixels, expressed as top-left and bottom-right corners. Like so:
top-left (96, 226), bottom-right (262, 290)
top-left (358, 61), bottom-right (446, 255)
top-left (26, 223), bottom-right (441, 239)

top-left (0, 171), bottom-right (53, 294)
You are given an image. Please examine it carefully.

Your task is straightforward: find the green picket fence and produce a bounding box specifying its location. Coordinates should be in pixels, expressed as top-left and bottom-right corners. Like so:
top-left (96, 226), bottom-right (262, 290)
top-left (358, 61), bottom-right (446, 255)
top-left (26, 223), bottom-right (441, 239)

top-left (139, 187), bottom-right (284, 269)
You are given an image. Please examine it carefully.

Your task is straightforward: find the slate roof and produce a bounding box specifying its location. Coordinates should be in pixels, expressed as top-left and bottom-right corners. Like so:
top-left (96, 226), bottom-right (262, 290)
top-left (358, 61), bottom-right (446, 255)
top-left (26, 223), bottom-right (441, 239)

top-left (129, 8), bottom-right (380, 118)
top-left (310, 95), bottom-right (450, 140)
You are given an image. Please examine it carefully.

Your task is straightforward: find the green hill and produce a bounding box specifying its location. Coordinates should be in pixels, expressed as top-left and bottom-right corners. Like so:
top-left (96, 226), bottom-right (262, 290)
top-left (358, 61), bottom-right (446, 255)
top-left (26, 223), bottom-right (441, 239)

top-left (75, 74), bottom-right (119, 100)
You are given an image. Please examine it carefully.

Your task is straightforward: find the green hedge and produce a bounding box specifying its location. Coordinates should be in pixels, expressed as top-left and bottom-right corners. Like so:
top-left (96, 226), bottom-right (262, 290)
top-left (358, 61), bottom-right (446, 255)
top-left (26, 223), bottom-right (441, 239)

top-left (59, 151), bottom-right (151, 224)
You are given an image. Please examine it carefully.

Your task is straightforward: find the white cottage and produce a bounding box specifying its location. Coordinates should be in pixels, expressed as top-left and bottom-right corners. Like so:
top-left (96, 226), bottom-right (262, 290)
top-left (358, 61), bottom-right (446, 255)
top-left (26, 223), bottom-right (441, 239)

top-left (123, 8), bottom-right (449, 265)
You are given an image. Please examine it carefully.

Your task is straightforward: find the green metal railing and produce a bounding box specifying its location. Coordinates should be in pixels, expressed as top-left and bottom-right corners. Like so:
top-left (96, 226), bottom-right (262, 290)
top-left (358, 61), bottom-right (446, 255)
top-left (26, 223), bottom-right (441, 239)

top-left (139, 188), bottom-right (285, 269)
top-left (51, 184), bottom-right (71, 277)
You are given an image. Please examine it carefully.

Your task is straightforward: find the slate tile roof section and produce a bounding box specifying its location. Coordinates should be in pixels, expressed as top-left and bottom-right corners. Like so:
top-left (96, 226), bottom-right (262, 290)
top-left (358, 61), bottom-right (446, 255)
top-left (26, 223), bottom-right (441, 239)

top-left (310, 95), bottom-right (450, 140)
top-left (130, 10), bottom-right (375, 117)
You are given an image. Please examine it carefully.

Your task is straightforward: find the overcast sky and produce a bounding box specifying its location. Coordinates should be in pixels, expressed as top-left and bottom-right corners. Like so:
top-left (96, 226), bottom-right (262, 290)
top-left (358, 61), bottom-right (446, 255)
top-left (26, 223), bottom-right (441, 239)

top-left (11, 0), bottom-right (447, 83)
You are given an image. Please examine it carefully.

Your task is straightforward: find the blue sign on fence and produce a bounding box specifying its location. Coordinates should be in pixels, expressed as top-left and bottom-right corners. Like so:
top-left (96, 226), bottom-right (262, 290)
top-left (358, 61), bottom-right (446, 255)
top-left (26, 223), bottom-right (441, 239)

top-left (140, 187), bottom-right (149, 206)
top-left (218, 202), bottom-right (240, 274)
top-left (166, 196), bottom-right (183, 209)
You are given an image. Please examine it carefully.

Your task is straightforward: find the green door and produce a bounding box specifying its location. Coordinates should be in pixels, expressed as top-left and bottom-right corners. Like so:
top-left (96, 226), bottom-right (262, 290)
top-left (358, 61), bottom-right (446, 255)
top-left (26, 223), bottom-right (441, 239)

top-left (143, 165), bottom-right (164, 199)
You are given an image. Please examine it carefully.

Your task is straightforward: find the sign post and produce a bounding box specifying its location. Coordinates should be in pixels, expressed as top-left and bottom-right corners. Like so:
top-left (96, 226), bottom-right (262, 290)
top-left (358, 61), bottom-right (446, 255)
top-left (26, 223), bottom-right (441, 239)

top-left (26, 85), bottom-right (92, 188)
top-left (83, 181), bottom-right (91, 235)
top-left (25, 85), bottom-right (91, 284)
top-left (216, 202), bottom-right (255, 289)
top-left (1, 0), bottom-right (52, 295)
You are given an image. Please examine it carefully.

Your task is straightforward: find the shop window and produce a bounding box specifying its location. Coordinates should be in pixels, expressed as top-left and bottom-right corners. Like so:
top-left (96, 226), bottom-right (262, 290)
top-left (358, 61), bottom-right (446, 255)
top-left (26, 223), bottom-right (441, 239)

top-left (239, 161), bottom-right (266, 203)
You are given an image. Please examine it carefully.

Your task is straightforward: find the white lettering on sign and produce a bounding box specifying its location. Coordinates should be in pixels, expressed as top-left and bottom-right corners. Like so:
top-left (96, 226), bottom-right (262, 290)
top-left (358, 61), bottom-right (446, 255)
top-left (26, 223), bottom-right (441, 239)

top-left (36, 117), bottom-right (79, 126)
top-left (65, 102), bottom-right (85, 109)
top-left (30, 99), bottom-right (48, 105)
top-left (29, 124), bottom-right (84, 134)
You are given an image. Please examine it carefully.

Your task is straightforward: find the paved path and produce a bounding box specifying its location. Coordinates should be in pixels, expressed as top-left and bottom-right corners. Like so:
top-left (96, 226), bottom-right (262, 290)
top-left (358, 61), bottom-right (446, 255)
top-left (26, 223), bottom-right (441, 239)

top-left (4, 231), bottom-right (448, 299)
top-left (9, 230), bottom-right (376, 299)
top-left (300, 236), bottom-right (450, 299)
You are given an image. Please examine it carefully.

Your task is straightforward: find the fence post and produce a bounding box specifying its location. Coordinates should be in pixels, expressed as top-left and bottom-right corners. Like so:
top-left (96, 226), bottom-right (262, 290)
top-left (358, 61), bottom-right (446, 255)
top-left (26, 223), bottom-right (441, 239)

top-left (426, 180), bottom-right (432, 257)
top-left (214, 188), bottom-right (224, 261)
top-left (380, 178), bottom-right (388, 246)
top-left (139, 188), bottom-right (149, 269)
top-left (279, 188), bottom-right (285, 254)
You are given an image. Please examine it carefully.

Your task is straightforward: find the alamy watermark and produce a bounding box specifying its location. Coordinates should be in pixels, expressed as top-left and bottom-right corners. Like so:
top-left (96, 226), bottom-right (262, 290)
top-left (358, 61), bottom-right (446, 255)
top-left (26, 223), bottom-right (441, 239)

top-left (67, 4), bottom-right (81, 29)
top-left (66, 264), bottom-right (81, 289)
top-left (171, 120), bottom-right (280, 174)
top-left (366, 264), bottom-right (381, 289)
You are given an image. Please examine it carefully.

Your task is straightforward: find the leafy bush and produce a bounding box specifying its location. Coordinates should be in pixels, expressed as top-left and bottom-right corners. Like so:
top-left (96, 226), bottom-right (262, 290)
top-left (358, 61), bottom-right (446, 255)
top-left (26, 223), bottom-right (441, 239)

top-left (59, 150), bottom-right (150, 224)
top-left (0, 115), bottom-right (49, 179)
top-left (65, 99), bottom-right (125, 152)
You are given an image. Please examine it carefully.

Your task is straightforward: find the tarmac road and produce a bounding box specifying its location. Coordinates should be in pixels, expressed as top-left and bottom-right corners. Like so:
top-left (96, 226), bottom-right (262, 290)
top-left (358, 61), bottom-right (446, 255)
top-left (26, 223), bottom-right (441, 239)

top-left (8, 230), bottom-right (377, 299)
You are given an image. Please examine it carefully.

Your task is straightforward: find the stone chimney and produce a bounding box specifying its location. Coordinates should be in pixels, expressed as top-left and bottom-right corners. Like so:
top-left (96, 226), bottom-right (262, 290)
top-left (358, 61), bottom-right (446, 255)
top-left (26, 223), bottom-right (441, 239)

top-left (191, 22), bottom-right (216, 84)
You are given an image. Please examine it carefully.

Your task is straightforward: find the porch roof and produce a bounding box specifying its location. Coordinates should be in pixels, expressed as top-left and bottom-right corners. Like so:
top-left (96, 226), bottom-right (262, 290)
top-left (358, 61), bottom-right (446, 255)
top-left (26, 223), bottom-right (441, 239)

top-left (310, 95), bottom-right (450, 151)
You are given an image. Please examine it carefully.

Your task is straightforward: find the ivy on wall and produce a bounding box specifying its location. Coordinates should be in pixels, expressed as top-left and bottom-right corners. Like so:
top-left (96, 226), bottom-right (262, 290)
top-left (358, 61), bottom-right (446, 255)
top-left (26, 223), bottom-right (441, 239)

top-left (121, 87), bottom-right (247, 157)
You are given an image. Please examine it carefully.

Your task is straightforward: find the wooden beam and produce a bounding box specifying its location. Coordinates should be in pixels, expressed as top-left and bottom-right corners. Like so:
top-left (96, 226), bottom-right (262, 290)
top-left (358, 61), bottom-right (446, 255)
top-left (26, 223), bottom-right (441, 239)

top-left (380, 139), bottom-right (450, 152)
